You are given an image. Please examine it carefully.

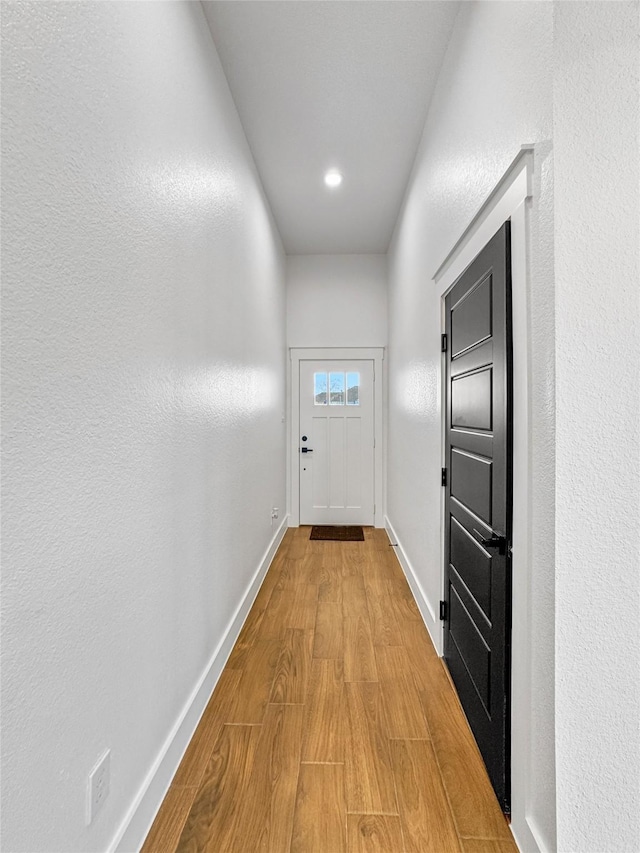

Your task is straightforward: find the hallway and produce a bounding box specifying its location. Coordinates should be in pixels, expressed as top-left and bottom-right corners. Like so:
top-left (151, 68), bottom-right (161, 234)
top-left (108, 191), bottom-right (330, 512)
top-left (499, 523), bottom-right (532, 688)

top-left (142, 527), bottom-right (516, 852)
top-left (3, 2), bottom-right (639, 850)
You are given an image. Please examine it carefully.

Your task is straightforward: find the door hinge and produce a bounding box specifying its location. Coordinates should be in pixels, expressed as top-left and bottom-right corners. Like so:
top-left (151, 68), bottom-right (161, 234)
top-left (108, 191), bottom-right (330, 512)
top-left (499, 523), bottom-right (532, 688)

top-left (439, 600), bottom-right (447, 621)
top-left (441, 467), bottom-right (447, 487)
top-left (441, 334), bottom-right (448, 353)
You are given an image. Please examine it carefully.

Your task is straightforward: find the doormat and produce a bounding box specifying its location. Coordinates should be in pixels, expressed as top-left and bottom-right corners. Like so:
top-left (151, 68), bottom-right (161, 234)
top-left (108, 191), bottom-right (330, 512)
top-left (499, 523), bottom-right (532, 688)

top-left (309, 525), bottom-right (365, 542)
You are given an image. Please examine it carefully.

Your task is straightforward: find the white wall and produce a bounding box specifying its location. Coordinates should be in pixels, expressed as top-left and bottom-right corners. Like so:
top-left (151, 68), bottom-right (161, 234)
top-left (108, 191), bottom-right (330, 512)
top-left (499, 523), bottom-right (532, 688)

top-left (287, 254), bottom-right (387, 347)
top-left (553, 3), bottom-right (640, 851)
top-left (386, 3), bottom-right (556, 851)
top-left (1, 4), bottom-right (286, 852)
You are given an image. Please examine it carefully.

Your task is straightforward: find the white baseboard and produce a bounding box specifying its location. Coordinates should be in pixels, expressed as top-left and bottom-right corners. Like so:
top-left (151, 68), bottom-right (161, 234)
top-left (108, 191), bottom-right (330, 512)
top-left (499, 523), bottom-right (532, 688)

top-left (511, 813), bottom-right (546, 853)
top-left (384, 515), bottom-right (442, 656)
top-left (108, 516), bottom-right (290, 853)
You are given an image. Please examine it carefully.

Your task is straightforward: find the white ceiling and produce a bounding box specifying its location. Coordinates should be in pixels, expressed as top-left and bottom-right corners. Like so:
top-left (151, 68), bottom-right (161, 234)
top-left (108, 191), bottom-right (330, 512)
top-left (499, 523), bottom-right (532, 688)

top-left (202, 1), bottom-right (460, 255)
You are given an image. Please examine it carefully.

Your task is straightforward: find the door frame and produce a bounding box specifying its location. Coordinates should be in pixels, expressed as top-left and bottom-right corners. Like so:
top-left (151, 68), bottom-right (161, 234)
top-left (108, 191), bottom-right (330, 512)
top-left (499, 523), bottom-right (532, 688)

top-left (289, 347), bottom-right (384, 528)
top-left (433, 147), bottom-right (539, 850)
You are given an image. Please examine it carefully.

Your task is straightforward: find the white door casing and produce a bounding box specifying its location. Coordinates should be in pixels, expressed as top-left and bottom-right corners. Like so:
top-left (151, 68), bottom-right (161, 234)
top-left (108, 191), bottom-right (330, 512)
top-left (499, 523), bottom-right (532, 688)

top-left (299, 360), bottom-right (374, 525)
top-left (289, 347), bottom-right (384, 528)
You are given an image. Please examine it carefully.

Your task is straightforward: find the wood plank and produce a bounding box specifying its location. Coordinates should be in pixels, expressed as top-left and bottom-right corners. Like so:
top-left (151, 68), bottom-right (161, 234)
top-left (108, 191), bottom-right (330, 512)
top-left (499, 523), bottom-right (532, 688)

top-left (226, 600), bottom-right (269, 671)
top-left (346, 814), bottom-right (404, 853)
top-left (302, 659), bottom-right (345, 763)
top-left (318, 567), bottom-right (343, 605)
top-left (384, 546), bottom-right (408, 581)
top-left (141, 787), bottom-right (197, 853)
top-left (291, 763), bottom-right (347, 853)
top-left (344, 682), bottom-right (397, 814)
top-left (343, 575), bottom-right (369, 619)
top-left (388, 590), bottom-right (422, 623)
top-left (369, 535), bottom-right (401, 570)
top-left (282, 551), bottom-right (320, 588)
top-left (225, 638), bottom-right (281, 725)
top-left (261, 532), bottom-right (292, 576)
top-left (175, 725), bottom-right (259, 853)
top-left (276, 527), bottom-right (295, 553)
top-left (249, 535), bottom-right (293, 601)
top-left (362, 569), bottom-right (386, 599)
top-left (228, 703), bottom-right (305, 851)
top-left (287, 582), bottom-right (318, 630)
top-left (308, 543), bottom-right (330, 589)
top-left (228, 606), bottom-right (265, 658)
top-left (375, 646), bottom-right (430, 739)
top-left (344, 616), bottom-right (378, 682)
top-left (302, 548), bottom-right (325, 586)
top-left (317, 542), bottom-right (342, 603)
top-left (366, 591), bottom-right (403, 647)
top-left (264, 533), bottom-right (292, 572)
top-left (269, 628), bottom-right (313, 704)
top-left (372, 529), bottom-right (392, 551)
top-left (287, 527), bottom-right (310, 560)
top-left (319, 546), bottom-right (343, 604)
top-left (400, 614), bottom-right (439, 653)
top-left (384, 576), bottom-right (415, 602)
top-left (398, 619), bottom-right (442, 688)
top-left (171, 668), bottom-right (242, 788)
top-left (341, 544), bottom-right (365, 578)
top-left (417, 660), bottom-right (512, 841)
top-left (257, 586), bottom-right (294, 640)
top-left (265, 558), bottom-right (294, 594)
top-left (390, 738), bottom-right (462, 853)
top-left (314, 601), bottom-right (344, 659)
top-left (460, 840), bottom-right (518, 853)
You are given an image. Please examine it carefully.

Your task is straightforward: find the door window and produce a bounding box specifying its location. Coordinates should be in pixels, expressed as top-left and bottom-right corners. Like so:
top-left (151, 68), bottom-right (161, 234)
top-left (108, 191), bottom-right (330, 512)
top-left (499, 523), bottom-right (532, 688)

top-left (329, 372), bottom-right (345, 405)
top-left (314, 371), bottom-right (360, 406)
top-left (346, 372), bottom-right (360, 405)
top-left (314, 372), bottom-right (328, 405)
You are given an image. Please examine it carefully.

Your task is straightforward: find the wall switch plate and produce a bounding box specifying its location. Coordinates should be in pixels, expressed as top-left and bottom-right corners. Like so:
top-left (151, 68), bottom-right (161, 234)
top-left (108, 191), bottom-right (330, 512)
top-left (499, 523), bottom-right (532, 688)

top-left (86, 749), bottom-right (110, 825)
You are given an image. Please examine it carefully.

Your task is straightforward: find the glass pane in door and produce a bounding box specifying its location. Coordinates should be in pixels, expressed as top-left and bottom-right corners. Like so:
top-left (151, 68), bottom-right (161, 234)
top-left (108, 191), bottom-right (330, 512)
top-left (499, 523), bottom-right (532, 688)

top-left (314, 372), bottom-right (328, 405)
top-left (329, 372), bottom-right (345, 405)
top-left (346, 372), bottom-right (360, 405)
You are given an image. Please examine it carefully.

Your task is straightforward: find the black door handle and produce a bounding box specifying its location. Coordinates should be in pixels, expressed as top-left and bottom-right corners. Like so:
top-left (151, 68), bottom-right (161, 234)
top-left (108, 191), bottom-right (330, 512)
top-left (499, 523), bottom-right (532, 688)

top-left (472, 529), bottom-right (507, 555)
top-left (301, 447), bottom-right (313, 453)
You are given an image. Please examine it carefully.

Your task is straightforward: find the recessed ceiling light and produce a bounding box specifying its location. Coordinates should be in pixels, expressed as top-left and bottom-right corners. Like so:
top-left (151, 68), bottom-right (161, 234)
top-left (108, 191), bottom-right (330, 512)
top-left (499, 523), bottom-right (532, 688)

top-left (324, 169), bottom-right (343, 188)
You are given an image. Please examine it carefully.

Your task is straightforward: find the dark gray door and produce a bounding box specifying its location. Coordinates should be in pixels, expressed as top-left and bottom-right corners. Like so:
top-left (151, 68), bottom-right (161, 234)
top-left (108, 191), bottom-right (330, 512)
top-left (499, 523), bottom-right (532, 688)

top-left (443, 222), bottom-right (512, 811)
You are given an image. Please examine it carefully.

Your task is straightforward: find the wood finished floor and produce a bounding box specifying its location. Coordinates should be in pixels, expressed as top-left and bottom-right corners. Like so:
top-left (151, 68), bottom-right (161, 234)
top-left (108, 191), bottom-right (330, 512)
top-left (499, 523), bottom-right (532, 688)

top-left (142, 527), bottom-right (518, 853)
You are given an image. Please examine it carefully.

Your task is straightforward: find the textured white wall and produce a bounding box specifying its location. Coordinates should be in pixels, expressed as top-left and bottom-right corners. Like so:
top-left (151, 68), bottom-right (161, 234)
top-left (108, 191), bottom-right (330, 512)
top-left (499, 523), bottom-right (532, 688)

top-left (287, 254), bottom-right (387, 347)
top-left (387, 2), bottom-right (556, 850)
top-left (554, 3), bottom-right (640, 850)
top-left (1, 4), bottom-right (285, 852)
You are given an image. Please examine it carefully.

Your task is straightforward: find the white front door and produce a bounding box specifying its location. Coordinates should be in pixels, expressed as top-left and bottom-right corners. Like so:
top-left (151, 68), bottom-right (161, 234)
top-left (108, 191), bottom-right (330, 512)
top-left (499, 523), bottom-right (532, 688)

top-left (299, 360), bottom-right (374, 525)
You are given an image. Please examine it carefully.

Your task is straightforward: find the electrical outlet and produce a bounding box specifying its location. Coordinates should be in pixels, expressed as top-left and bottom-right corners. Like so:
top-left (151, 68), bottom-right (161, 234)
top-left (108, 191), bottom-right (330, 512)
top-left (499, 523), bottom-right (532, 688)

top-left (271, 507), bottom-right (279, 525)
top-left (86, 749), bottom-right (110, 825)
